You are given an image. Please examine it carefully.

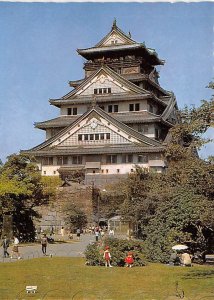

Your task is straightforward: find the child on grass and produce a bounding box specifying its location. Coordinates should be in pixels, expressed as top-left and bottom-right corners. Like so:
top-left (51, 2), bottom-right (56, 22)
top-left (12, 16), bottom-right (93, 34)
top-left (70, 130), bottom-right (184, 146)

top-left (125, 252), bottom-right (134, 267)
top-left (103, 246), bottom-right (112, 267)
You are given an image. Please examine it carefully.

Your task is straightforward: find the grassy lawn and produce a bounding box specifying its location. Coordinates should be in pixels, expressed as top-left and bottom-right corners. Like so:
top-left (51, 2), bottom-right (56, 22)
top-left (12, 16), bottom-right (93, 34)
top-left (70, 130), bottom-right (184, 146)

top-left (0, 258), bottom-right (213, 300)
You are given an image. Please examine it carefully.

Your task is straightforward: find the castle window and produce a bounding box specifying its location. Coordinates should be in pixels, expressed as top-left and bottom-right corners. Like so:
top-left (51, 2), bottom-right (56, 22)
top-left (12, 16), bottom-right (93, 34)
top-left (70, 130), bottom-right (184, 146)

top-left (106, 133), bottom-right (110, 140)
top-left (67, 107), bottom-right (77, 115)
top-left (127, 155), bottom-right (133, 163)
top-left (106, 155), bottom-right (117, 164)
top-left (57, 156), bottom-right (68, 165)
top-left (122, 154), bottom-right (133, 163)
top-left (129, 103), bottom-right (140, 111)
top-left (44, 171), bottom-right (46, 175)
top-left (108, 105), bottom-right (118, 113)
top-left (78, 134), bottom-right (83, 141)
top-left (135, 103), bottom-right (140, 111)
top-left (117, 169), bottom-right (120, 173)
top-left (114, 105), bottom-right (118, 112)
top-left (138, 155), bottom-right (148, 163)
top-left (72, 156), bottom-right (82, 164)
top-left (94, 88), bottom-right (111, 94)
top-left (42, 157), bottom-right (53, 166)
top-left (155, 128), bottom-right (160, 140)
top-left (108, 105), bottom-right (112, 113)
top-left (148, 104), bottom-right (154, 113)
top-left (78, 133), bottom-right (110, 141)
top-left (138, 124), bottom-right (149, 134)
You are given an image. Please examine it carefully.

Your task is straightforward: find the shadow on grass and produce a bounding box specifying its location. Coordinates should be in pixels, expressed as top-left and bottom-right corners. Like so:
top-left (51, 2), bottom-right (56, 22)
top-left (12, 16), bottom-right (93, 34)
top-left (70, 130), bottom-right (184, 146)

top-left (182, 269), bottom-right (214, 279)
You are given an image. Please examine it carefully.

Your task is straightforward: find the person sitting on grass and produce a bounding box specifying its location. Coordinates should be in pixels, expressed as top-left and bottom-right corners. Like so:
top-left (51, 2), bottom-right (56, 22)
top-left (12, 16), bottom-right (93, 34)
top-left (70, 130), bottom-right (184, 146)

top-left (125, 252), bottom-right (134, 267)
top-left (103, 246), bottom-right (112, 267)
top-left (181, 252), bottom-right (192, 267)
top-left (169, 251), bottom-right (181, 266)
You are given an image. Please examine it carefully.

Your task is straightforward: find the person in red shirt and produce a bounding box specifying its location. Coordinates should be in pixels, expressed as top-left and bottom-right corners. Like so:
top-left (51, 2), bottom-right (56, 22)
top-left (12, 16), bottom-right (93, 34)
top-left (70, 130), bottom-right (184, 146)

top-left (103, 246), bottom-right (112, 267)
top-left (125, 252), bottom-right (134, 267)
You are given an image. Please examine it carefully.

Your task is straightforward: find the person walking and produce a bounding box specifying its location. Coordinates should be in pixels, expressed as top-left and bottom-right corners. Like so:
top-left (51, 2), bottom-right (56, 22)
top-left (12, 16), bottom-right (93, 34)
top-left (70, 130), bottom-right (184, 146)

top-left (41, 234), bottom-right (48, 256)
top-left (103, 246), bottom-right (113, 267)
top-left (108, 228), bottom-right (114, 237)
top-left (95, 229), bottom-right (99, 242)
top-left (11, 236), bottom-right (21, 259)
top-left (76, 228), bottom-right (81, 240)
top-left (1, 235), bottom-right (10, 258)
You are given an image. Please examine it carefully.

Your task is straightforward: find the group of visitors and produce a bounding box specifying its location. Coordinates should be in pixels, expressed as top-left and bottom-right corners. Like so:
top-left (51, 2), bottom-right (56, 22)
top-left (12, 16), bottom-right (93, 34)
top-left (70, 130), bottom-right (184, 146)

top-left (169, 251), bottom-right (192, 267)
top-left (1, 233), bottom-right (49, 259)
top-left (93, 226), bottom-right (115, 242)
top-left (1, 235), bottom-right (22, 259)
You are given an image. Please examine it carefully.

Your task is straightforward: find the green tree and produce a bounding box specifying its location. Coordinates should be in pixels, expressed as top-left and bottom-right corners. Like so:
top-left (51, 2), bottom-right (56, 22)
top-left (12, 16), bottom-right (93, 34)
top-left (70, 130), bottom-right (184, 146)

top-left (120, 93), bottom-right (214, 261)
top-left (63, 203), bottom-right (87, 231)
top-left (0, 154), bottom-right (52, 240)
top-left (143, 186), bottom-right (214, 262)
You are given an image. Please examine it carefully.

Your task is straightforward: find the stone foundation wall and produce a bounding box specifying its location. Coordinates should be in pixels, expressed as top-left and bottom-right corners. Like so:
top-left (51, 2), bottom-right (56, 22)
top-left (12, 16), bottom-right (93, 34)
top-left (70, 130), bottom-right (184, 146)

top-left (34, 183), bottom-right (94, 233)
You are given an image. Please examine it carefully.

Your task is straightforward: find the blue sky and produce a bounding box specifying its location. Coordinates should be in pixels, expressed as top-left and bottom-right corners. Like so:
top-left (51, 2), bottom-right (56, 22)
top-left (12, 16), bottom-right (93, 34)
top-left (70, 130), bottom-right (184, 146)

top-left (0, 2), bottom-right (213, 163)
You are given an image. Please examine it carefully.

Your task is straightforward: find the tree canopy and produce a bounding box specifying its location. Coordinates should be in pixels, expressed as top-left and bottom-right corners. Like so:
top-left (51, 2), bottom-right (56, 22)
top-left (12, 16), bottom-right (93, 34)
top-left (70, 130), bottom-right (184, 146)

top-left (119, 94), bottom-right (214, 262)
top-left (0, 154), bottom-right (55, 240)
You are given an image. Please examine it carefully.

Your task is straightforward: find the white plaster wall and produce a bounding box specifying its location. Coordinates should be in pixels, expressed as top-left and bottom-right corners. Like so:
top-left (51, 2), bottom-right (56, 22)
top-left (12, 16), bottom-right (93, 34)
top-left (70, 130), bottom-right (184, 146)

top-left (98, 163), bottom-right (148, 175)
top-left (61, 104), bottom-right (88, 116)
top-left (103, 35), bottom-right (125, 46)
top-left (78, 76), bottom-right (129, 96)
top-left (46, 129), bottom-right (52, 140)
top-left (58, 122), bottom-right (131, 147)
top-left (41, 166), bottom-right (60, 176)
top-left (40, 155), bottom-right (165, 176)
top-left (59, 100), bottom-right (148, 115)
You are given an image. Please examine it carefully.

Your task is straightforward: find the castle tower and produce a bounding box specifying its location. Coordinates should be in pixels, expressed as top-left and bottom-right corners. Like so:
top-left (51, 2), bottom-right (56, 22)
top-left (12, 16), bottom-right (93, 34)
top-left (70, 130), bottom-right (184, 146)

top-left (23, 21), bottom-right (178, 186)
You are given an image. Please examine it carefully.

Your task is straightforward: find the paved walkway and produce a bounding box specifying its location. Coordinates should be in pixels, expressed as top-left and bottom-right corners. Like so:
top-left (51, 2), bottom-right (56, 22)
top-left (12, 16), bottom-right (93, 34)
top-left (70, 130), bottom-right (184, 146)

top-left (1, 234), bottom-right (96, 263)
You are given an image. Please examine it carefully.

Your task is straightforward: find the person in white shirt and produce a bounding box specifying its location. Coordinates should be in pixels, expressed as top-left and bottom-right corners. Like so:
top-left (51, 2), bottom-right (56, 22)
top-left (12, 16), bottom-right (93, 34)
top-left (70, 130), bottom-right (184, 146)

top-left (11, 236), bottom-right (21, 259)
top-left (108, 229), bottom-right (114, 237)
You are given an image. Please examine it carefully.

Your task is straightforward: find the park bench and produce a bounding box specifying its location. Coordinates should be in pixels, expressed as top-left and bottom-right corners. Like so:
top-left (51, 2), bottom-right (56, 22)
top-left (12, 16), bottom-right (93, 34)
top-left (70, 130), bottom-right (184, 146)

top-left (26, 286), bottom-right (37, 293)
top-left (205, 254), bottom-right (214, 264)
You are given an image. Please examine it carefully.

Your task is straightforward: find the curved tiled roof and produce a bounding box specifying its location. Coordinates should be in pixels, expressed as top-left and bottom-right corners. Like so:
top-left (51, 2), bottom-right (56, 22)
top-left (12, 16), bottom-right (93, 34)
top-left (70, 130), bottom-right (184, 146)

top-left (27, 106), bottom-right (163, 153)
top-left (77, 44), bottom-right (164, 65)
top-left (23, 144), bottom-right (165, 157)
top-left (35, 111), bottom-right (164, 130)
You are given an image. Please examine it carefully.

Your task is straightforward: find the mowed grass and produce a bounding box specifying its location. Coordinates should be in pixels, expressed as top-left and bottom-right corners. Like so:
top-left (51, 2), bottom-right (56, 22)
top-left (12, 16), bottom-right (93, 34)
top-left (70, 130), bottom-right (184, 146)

top-left (0, 258), bottom-right (213, 300)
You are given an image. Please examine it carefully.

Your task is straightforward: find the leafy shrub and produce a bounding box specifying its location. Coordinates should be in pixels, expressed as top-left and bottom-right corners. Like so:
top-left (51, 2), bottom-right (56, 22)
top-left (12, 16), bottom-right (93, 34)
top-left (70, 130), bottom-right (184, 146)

top-left (84, 237), bottom-right (147, 267)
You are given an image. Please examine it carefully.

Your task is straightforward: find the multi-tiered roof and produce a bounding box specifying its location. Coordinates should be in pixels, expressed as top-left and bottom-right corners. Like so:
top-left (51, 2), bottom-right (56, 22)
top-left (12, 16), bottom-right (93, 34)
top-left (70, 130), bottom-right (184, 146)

top-left (23, 21), bottom-right (178, 182)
